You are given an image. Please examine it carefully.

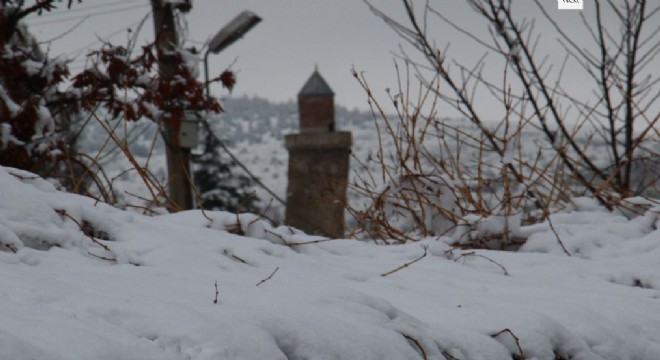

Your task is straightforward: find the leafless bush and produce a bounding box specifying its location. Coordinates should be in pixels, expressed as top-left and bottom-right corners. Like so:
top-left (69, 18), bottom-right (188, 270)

top-left (348, 0), bottom-right (659, 246)
top-left (348, 64), bottom-right (561, 248)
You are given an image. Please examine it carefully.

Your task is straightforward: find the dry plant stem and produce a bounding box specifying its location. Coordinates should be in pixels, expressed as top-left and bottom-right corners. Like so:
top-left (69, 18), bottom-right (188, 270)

top-left (367, 0), bottom-right (659, 210)
top-left (384, 4), bottom-right (545, 208)
top-left (491, 328), bottom-right (525, 360)
top-left (231, 254), bottom-right (248, 264)
top-left (520, 0), bottom-right (655, 198)
top-left (233, 213), bottom-right (245, 236)
top-left (122, 203), bottom-right (161, 216)
top-left (264, 229), bottom-right (345, 248)
top-left (546, 215), bottom-right (571, 256)
top-left (8, 172), bottom-right (39, 180)
top-left (213, 281), bottom-right (219, 304)
top-left (188, 169), bottom-right (212, 222)
top-left (144, 116), bottom-right (162, 168)
top-left (400, 333), bottom-right (428, 360)
top-left (54, 208), bottom-right (116, 262)
top-left (264, 229), bottom-right (291, 246)
top-left (286, 238), bottom-right (343, 247)
top-left (256, 267), bottom-right (279, 287)
top-left (454, 251), bottom-right (510, 276)
top-left (92, 111), bottom-right (171, 210)
top-left (72, 154), bottom-right (116, 203)
top-left (3, 244), bottom-right (18, 254)
top-left (381, 245), bottom-right (429, 277)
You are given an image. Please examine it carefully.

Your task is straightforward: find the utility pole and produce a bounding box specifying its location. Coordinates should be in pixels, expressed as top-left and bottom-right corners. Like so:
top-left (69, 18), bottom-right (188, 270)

top-left (150, 0), bottom-right (193, 211)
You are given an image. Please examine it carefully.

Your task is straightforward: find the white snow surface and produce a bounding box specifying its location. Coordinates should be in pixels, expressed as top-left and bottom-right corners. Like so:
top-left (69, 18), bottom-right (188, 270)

top-left (1, 165), bottom-right (660, 360)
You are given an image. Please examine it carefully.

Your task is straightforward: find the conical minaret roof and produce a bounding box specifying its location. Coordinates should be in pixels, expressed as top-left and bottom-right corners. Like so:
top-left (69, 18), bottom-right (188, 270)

top-left (298, 67), bottom-right (334, 97)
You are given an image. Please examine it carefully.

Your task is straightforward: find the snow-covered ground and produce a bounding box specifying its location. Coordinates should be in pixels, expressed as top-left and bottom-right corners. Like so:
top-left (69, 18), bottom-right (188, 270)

top-left (1, 165), bottom-right (660, 359)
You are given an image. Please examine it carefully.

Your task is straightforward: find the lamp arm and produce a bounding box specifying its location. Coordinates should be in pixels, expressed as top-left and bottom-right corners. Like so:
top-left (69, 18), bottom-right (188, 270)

top-left (203, 48), bottom-right (211, 98)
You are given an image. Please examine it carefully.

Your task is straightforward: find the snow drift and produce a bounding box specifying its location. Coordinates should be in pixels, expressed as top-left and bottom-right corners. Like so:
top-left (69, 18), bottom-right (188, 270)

top-left (1, 165), bottom-right (660, 359)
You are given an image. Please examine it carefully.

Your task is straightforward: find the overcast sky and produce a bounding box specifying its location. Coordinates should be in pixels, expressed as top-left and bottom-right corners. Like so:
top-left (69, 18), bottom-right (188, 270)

top-left (25, 0), bottom-right (650, 118)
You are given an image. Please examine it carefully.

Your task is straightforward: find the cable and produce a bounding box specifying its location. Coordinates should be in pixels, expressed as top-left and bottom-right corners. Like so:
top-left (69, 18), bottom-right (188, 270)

top-left (63, 15), bottom-right (150, 61)
top-left (196, 118), bottom-right (287, 206)
top-left (29, 4), bottom-right (148, 26)
top-left (30, 0), bottom-right (135, 18)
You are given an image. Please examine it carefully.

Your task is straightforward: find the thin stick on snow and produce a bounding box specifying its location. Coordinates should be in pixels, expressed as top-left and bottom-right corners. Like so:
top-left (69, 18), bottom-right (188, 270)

top-left (213, 281), bottom-right (220, 304)
top-left (453, 251), bottom-right (510, 276)
top-left (286, 238), bottom-right (343, 246)
top-left (381, 245), bottom-right (429, 277)
top-left (3, 243), bottom-right (17, 254)
top-left (231, 254), bottom-right (248, 264)
top-left (256, 267), bottom-right (279, 287)
top-left (491, 328), bottom-right (525, 359)
top-left (263, 229), bottom-right (342, 248)
top-left (54, 208), bottom-right (116, 262)
top-left (264, 229), bottom-right (291, 246)
top-left (400, 333), bottom-right (428, 360)
top-left (546, 216), bottom-right (571, 256)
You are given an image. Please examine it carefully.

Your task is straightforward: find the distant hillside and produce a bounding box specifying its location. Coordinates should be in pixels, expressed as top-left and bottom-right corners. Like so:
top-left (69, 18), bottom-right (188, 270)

top-left (208, 95), bottom-right (375, 143)
top-left (73, 95), bottom-right (658, 219)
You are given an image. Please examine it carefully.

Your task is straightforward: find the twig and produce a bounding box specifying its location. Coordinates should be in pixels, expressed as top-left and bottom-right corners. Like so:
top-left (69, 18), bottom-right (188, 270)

top-left (3, 243), bottom-right (18, 254)
top-left (546, 216), bottom-right (571, 256)
top-left (188, 168), bottom-right (212, 223)
top-left (8, 172), bottom-right (39, 181)
top-left (54, 208), bottom-right (116, 262)
top-left (286, 238), bottom-right (342, 246)
top-left (221, 248), bottom-right (248, 264)
top-left (453, 251), bottom-right (510, 276)
top-left (213, 281), bottom-right (220, 304)
top-left (401, 333), bottom-right (428, 360)
top-left (256, 267), bottom-right (279, 286)
top-left (264, 229), bottom-right (291, 246)
top-left (381, 245), bottom-right (429, 277)
top-left (491, 328), bottom-right (525, 359)
top-left (226, 213), bottom-right (245, 236)
top-left (87, 251), bottom-right (116, 262)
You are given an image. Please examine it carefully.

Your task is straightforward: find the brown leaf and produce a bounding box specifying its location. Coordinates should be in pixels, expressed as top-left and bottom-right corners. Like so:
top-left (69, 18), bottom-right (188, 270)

top-left (218, 70), bottom-right (236, 92)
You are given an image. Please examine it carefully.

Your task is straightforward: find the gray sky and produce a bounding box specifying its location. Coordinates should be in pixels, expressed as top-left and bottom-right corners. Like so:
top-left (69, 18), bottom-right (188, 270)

top-left (25, 0), bottom-right (652, 118)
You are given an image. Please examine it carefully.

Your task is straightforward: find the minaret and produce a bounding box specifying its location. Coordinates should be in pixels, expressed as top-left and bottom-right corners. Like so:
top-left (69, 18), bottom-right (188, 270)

top-left (284, 68), bottom-right (352, 238)
top-left (297, 66), bottom-right (335, 132)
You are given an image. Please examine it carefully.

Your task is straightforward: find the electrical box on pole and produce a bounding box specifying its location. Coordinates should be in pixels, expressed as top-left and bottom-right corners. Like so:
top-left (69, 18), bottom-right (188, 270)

top-left (179, 113), bottom-right (199, 149)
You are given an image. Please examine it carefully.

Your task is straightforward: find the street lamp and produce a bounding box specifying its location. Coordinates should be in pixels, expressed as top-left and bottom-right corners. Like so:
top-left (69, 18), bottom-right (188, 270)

top-left (204, 10), bottom-right (262, 96)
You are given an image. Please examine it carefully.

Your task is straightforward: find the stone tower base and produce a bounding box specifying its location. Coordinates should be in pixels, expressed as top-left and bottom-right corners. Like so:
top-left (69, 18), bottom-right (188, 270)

top-left (285, 131), bottom-right (352, 238)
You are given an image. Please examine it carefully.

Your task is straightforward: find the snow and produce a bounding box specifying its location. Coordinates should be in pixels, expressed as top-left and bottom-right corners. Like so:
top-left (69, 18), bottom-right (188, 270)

top-left (0, 85), bottom-right (21, 116)
top-left (0, 123), bottom-right (14, 149)
top-left (1, 165), bottom-right (660, 359)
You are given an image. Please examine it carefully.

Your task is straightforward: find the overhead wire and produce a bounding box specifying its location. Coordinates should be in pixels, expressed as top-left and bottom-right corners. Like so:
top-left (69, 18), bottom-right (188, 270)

top-left (29, 3), bottom-right (149, 26)
top-left (196, 118), bottom-right (287, 207)
top-left (63, 14), bottom-right (151, 69)
top-left (29, 0), bottom-right (136, 18)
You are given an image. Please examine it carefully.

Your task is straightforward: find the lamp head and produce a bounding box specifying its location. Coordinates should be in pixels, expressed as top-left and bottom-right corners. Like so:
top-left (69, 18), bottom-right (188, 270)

top-left (208, 10), bottom-right (262, 54)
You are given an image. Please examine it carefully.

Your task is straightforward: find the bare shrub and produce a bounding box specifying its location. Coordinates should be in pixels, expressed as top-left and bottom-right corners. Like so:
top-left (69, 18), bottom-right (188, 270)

top-left (349, 0), bottom-right (659, 245)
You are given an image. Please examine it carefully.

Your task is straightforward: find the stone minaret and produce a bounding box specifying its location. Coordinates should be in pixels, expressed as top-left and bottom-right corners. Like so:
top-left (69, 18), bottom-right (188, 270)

top-left (285, 69), bottom-right (352, 238)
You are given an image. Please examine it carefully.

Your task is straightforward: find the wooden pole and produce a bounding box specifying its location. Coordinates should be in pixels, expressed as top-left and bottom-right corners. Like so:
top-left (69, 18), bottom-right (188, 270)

top-left (150, 0), bottom-right (193, 211)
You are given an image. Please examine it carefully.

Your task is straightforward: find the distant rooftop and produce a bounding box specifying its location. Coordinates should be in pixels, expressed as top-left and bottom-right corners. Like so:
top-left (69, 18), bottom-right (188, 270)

top-left (298, 68), bottom-right (334, 97)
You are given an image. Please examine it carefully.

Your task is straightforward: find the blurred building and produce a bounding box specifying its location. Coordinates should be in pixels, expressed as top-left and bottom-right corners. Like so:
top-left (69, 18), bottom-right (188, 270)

top-left (285, 69), bottom-right (352, 238)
